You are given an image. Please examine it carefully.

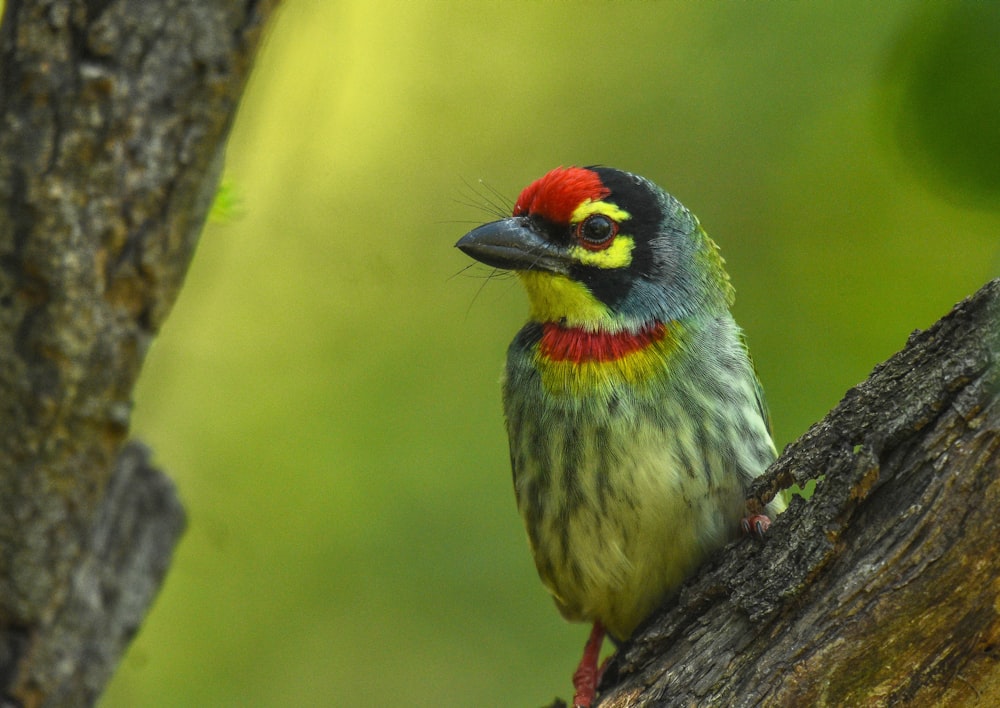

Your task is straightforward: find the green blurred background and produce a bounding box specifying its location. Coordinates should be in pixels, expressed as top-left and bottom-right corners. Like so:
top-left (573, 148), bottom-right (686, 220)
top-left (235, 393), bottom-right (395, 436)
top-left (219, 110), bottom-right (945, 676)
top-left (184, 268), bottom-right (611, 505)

top-left (94, 1), bottom-right (999, 706)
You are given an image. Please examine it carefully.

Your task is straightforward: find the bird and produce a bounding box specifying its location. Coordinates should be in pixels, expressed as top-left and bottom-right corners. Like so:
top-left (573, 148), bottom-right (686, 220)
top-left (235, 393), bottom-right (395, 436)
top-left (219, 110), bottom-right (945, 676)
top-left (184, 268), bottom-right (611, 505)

top-left (456, 166), bottom-right (784, 707)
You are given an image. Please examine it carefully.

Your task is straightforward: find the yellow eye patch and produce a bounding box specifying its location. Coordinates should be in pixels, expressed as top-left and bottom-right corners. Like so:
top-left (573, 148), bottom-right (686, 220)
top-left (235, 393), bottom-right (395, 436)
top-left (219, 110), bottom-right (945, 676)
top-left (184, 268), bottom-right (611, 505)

top-left (570, 200), bottom-right (631, 224)
top-left (569, 236), bottom-right (635, 269)
top-left (566, 200), bottom-right (635, 269)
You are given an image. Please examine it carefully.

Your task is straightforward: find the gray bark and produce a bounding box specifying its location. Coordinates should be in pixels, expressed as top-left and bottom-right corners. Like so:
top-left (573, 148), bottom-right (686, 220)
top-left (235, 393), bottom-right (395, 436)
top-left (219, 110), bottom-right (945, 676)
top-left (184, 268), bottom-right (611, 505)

top-left (0, 1), bottom-right (278, 705)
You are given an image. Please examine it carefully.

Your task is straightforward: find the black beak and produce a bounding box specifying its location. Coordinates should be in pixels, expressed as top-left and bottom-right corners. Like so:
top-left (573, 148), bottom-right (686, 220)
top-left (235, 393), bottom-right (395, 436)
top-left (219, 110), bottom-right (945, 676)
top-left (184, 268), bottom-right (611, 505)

top-left (455, 217), bottom-right (568, 274)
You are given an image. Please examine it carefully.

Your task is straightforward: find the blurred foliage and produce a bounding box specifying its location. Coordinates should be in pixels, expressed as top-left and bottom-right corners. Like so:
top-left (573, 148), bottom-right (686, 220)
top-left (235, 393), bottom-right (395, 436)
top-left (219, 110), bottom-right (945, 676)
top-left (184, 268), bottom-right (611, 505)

top-left (208, 178), bottom-right (244, 223)
top-left (880, 2), bottom-right (1000, 207)
top-left (0, 1), bottom-right (977, 706)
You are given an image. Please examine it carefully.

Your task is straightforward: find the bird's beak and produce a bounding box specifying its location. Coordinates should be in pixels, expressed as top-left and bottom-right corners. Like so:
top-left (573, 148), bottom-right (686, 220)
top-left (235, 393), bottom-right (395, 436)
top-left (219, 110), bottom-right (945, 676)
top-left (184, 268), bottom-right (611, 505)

top-left (456, 217), bottom-right (569, 274)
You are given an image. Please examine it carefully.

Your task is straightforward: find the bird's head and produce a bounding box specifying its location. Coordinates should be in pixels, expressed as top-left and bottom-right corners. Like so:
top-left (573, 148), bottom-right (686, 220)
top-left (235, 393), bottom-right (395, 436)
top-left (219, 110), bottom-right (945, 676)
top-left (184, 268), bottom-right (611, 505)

top-left (457, 166), bottom-right (734, 332)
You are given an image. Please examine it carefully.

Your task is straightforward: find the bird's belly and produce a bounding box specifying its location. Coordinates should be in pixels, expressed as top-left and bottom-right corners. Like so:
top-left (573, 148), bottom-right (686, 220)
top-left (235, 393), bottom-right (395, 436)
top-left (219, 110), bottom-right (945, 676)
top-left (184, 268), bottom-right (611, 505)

top-left (511, 405), bottom-right (747, 641)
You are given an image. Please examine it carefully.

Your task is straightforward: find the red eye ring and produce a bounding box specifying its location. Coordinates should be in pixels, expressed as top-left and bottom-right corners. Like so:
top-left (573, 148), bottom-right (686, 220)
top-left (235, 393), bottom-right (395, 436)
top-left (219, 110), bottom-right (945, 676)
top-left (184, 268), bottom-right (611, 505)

top-left (575, 214), bottom-right (618, 251)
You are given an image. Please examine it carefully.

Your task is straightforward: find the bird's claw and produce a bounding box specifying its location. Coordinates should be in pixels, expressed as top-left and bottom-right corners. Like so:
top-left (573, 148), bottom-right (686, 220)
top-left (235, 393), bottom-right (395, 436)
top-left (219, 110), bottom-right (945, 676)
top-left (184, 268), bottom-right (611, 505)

top-left (741, 514), bottom-right (772, 537)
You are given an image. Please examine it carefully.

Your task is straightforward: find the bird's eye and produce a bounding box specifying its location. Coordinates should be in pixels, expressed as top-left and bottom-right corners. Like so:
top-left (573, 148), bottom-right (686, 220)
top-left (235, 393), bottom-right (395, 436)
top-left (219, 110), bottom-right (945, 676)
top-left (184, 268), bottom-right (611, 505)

top-left (575, 214), bottom-right (618, 251)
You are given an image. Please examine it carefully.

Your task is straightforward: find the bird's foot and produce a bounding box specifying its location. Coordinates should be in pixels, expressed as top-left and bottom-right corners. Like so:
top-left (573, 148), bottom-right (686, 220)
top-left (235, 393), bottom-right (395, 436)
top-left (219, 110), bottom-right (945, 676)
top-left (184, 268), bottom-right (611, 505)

top-left (741, 514), bottom-right (772, 537)
top-left (572, 621), bottom-right (606, 708)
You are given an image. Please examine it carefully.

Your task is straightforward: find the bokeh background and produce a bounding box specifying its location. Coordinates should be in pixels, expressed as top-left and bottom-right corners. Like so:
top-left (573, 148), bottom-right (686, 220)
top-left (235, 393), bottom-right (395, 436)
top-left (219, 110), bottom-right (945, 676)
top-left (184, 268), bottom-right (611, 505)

top-left (99, 2), bottom-right (999, 706)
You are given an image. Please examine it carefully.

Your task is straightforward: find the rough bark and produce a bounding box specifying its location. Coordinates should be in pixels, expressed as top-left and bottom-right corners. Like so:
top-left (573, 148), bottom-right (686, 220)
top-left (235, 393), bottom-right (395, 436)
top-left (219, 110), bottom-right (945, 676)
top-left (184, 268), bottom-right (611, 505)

top-left (583, 278), bottom-right (1000, 707)
top-left (0, 1), bottom-right (278, 705)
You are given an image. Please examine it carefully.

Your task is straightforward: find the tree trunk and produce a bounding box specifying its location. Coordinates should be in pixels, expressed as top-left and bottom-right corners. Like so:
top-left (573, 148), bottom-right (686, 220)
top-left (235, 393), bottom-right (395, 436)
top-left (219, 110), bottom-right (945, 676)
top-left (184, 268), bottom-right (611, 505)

top-left (0, 1), bottom-right (278, 705)
top-left (590, 278), bottom-right (1000, 707)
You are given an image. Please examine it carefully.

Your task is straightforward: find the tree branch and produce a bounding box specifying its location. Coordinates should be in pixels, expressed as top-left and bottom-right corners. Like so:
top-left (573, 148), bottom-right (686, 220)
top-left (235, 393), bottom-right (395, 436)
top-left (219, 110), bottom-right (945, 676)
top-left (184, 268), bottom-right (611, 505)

top-left (592, 278), bottom-right (1000, 706)
top-left (11, 442), bottom-right (186, 706)
top-left (0, 1), bottom-right (278, 704)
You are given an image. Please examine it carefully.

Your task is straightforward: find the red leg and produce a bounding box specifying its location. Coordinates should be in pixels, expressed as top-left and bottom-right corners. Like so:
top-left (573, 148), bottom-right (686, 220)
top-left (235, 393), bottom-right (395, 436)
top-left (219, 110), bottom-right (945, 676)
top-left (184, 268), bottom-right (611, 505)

top-left (572, 621), bottom-right (605, 708)
top-left (596, 654), bottom-right (612, 686)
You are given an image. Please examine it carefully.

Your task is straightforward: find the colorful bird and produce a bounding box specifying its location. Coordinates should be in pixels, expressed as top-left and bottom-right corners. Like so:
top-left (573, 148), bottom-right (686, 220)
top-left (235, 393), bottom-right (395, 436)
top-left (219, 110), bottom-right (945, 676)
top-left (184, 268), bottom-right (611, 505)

top-left (457, 167), bottom-right (784, 707)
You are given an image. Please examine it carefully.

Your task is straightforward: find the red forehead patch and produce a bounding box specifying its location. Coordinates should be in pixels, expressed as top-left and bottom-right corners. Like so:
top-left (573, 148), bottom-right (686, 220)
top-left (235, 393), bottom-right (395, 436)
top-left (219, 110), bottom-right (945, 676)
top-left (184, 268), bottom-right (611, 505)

top-left (513, 167), bottom-right (610, 224)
